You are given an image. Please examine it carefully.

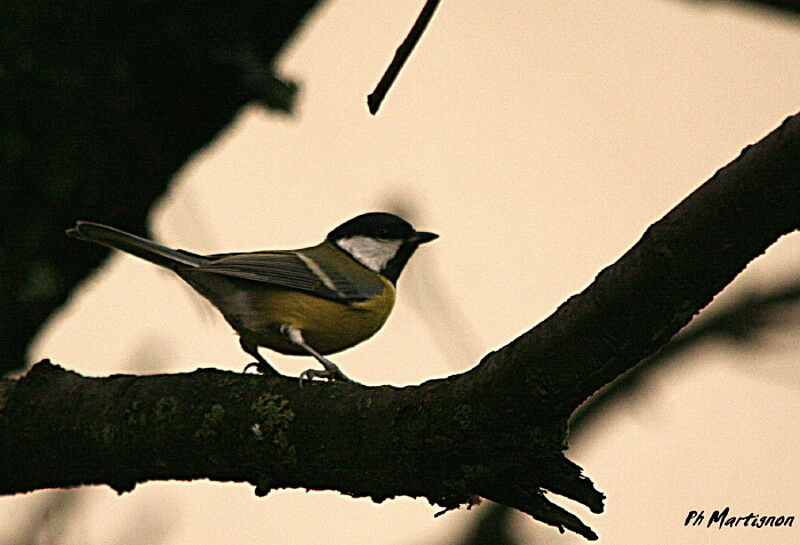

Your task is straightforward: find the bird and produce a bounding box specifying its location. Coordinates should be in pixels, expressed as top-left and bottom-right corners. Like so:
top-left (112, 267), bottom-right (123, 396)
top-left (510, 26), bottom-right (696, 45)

top-left (67, 212), bottom-right (438, 383)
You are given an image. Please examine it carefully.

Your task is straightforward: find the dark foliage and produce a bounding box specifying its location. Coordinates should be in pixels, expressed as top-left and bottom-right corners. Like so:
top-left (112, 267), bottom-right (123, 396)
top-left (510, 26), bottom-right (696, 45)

top-left (0, 0), bottom-right (319, 374)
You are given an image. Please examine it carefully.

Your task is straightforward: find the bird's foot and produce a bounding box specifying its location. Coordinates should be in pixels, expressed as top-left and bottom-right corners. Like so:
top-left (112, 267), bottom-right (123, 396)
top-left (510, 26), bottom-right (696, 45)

top-left (243, 361), bottom-right (280, 375)
top-left (240, 339), bottom-right (281, 376)
top-left (299, 364), bottom-right (353, 388)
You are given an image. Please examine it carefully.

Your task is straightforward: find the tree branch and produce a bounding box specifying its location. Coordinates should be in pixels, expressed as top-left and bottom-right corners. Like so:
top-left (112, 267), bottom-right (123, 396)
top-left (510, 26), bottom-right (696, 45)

top-left (367, 0), bottom-right (441, 114)
top-left (474, 112), bottom-right (800, 414)
top-left (1, 112), bottom-right (799, 540)
top-left (571, 277), bottom-right (800, 436)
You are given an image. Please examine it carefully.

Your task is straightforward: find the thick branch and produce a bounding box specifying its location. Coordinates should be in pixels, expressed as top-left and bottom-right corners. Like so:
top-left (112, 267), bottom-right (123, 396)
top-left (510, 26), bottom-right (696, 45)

top-left (473, 112), bottom-right (800, 414)
top-left (0, 361), bottom-right (602, 540)
top-left (1, 113), bottom-right (799, 540)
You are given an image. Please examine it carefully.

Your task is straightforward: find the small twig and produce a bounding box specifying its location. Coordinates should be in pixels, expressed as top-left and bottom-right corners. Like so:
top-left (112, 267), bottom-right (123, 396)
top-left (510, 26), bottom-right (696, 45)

top-left (367, 0), bottom-right (441, 114)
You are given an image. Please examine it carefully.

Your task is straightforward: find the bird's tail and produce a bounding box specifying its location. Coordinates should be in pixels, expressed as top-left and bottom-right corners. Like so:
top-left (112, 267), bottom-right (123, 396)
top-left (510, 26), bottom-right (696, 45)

top-left (67, 221), bottom-right (207, 270)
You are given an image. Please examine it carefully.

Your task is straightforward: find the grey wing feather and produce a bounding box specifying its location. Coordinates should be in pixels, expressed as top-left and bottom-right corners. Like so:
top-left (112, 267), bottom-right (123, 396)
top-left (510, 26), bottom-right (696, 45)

top-left (192, 252), bottom-right (370, 303)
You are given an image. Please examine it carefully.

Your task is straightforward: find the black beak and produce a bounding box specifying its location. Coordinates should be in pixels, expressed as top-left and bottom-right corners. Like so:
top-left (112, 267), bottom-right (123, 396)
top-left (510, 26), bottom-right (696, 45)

top-left (411, 231), bottom-right (438, 244)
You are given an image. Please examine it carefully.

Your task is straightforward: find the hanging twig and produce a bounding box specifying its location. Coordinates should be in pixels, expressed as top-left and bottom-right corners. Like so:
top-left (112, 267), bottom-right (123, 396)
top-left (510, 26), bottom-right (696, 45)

top-left (367, 0), bottom-right (441, 114)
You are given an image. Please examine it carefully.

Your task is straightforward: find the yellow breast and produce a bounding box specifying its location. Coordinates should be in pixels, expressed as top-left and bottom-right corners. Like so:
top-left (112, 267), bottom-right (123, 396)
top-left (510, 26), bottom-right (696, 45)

top-left (233, 277), bottom-right (395, 355)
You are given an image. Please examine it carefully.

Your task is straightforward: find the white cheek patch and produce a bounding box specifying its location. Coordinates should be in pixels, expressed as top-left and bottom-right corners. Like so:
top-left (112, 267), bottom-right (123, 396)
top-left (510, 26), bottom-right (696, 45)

top-left (336, 236), bottom-right (403, 272)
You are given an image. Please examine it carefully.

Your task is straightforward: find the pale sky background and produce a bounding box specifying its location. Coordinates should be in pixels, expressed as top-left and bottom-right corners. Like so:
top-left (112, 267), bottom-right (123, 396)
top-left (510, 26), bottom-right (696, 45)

top-left (4, 0), bottom-right (800, 543)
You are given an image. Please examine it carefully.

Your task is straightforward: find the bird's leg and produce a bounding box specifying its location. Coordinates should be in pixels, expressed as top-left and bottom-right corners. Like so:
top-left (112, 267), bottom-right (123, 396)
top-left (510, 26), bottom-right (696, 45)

top-left (240, 338), bottom-right (280, 375)
top-left (279, 324), bottom-right (353, 386)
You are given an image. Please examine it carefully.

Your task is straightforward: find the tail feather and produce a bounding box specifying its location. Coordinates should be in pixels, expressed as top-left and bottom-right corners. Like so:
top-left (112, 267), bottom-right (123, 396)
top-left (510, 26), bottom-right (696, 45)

top-left (67, 221), bottom-right (207, 269)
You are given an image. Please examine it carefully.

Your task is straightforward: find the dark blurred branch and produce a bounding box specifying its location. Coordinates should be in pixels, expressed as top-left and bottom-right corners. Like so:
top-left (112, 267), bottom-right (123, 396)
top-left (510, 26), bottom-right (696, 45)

top-left (453, 502), bottom-right (521, 545)
top-left (381, 197), bottom-right (483, 367)
top-left (692, 0), bottom-right (800, 18)
top-left (368, 0), bottom-right (441, 114)
top-left (742, 0), bottom-right (800, 16)
top-left (0, 1), bottom-right (320, 375)
top-left (5, 490), bottom-right (82, 545)
top-left (571, 279), bottom-right (800, 435)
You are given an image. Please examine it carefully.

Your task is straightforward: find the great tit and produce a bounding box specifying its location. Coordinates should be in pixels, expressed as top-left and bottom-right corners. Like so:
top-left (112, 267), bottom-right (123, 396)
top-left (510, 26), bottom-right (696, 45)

top-left (67, 212), bottom-right (437, 383)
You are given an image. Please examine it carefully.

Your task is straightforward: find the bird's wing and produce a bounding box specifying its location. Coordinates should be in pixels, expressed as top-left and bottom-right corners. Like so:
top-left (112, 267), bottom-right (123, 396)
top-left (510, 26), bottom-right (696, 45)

top-left (191, 251), bottom-right (377, 303)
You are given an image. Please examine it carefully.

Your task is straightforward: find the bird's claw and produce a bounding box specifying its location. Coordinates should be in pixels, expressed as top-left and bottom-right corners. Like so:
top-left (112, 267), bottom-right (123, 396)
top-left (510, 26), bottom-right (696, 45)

top-left (299, 365), bottom-right (352, 388)
top-left (243, 361), bottom-right (280, 375)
